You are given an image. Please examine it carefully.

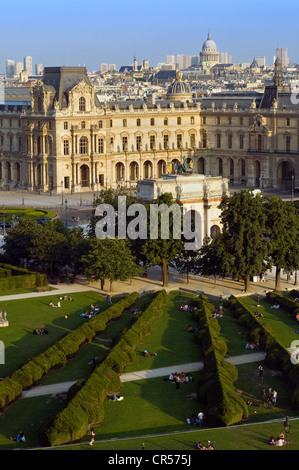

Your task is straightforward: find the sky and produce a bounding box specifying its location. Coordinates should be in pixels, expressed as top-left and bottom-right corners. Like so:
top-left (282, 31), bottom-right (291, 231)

top-left (1, 0), bottom-right (299, 72)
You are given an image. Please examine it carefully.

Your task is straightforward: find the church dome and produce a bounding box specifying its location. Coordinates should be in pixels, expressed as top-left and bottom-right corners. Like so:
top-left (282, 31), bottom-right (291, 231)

top-left (167, 70), bottom-right (192, 101)
top-left (202, 33), bottom-right (217, 52)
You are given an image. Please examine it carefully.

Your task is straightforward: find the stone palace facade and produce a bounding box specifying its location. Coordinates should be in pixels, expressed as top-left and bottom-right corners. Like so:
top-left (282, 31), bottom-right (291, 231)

top-left (0, 61), bottom-right (298, 194)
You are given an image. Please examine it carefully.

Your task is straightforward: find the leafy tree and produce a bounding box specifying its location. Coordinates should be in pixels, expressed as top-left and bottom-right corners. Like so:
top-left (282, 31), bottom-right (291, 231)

top-left (3, 218), bottom-right (42, 266)
top-left (170, 248), bottom-right (199, 283)
top-left (81, 238), bottom-right (140, 291)
top-left (219, 190), bottom-right (268, 292)
top-left (30, 221), bottom-right (70, 276)
top-left (265, 196), bottom-right (299, 291)
top-left (68, 227), bottom-right (92, 275)
top-left (196, 234), bottom-right (233, 285)
top-left (140, 193), bottom-right (184, 286)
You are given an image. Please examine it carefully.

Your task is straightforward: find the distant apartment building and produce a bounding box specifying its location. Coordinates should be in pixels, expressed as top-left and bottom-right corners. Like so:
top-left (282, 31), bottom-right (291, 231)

top-left (6, 60), bottom-right (15, 78)
top-left (24, 56), bottom-right (32, 76)
top-left (276, 48), bottom-right (289, 67)
top-left (35, 64), bottom-right (43, 75)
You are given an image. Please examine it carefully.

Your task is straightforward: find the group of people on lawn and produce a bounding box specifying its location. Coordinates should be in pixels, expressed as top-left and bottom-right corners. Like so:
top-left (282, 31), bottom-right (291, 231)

top-left (80, 303), bottom-right (101, 318)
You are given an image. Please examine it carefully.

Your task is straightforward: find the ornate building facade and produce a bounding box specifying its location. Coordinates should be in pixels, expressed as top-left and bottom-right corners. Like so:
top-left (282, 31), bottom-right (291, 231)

top-left (0, 61), bottom-right (297, 194)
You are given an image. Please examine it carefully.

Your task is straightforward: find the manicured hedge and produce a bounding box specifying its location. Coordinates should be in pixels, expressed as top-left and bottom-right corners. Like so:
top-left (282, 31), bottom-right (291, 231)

top-left (39, 290), bottom-right (169, 447)
top-left (192, 295), bottom-right (248, 426)
top-left (0, 292), bottom-right (139, 412)
top-left (0, 263), bottom-right (48, 291)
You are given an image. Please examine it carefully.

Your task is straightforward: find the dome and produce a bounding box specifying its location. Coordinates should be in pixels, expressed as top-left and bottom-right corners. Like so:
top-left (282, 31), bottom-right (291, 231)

top-left (202, 33), bottom-right (217, 52)
top-left (167, 70), bottom-right (192, 99)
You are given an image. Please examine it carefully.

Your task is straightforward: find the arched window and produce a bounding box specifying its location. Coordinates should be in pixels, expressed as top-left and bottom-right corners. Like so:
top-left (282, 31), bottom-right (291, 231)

top-left (79, 136), bottom-right (88, 154)
top-left (79, 96), bottom-right (86, 112)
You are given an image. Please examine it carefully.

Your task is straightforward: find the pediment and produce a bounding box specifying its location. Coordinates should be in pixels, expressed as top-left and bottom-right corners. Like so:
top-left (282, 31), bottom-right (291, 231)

top-left (67, 80), bottom-right (93, 96)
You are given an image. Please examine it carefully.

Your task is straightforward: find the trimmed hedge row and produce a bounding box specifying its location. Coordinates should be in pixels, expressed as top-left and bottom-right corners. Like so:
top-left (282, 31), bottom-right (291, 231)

top-left (228, 295), bottom-right (299, 410)
top-left (39, 289), bottom-right (169, 447)
top-left (191, 295), bottom-right (248, 427)
top-left (0, 263), bottom-right (48, 291)
top-left (0, 292), bottom-right (140, 411)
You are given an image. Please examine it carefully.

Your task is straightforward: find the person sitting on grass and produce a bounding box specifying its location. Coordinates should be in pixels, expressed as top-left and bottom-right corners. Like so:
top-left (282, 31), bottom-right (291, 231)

top-left (143, 348), bottom-right (157, 357)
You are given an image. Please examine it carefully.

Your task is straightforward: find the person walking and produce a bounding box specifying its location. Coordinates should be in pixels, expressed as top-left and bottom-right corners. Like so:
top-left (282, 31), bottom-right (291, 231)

top-left (89, 427), bottom-right (95, 446)
top-left (197, 411), bottom-right (205, 427)
top-left (258, 365), bottom-right (264, 380)
top-left (272, 389), bottom-right (277, 406)
top-left (261, 388), bottom-right (266, 406)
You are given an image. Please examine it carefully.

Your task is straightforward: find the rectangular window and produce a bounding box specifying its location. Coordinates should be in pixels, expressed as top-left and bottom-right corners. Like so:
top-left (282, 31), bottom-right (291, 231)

top-left (98, 120), bottom-right (103, 128)
top-left (136, 135), bottom-right (142, 151)
top-left (202, 116), bottom-right (206, 125)
top-left (98, 138), bottom-right (104, 153)
top-left (228, 133), bottom-right (232, 149)
top-left (202, 132), bottom-right (207, 148)
top-left (190, 133), bottom-right (196, 148)
top-left (18, 137), bottom-right (22, 152)
top-left (64, 121), bottom-right (68, 130)
top-left (163, 134), bottom-right (169, 149)
top-left (286, 135), bottom-right (291, 152)
top-left (258, 134), bottom-right (262, 151)
top-left (63, 140), bottom-right (69, 155)
top-left (240, 117), bottom-right (243, 125)
top-left (216, 116), bottom-right (221, 125)
top-left (239, 134), bottom-right (244, 149)
top-left (177, 134), bottom-right (182, 148)
top-left (122, 136), bottom-right (128, 151)
top-left (150, 135), bottom-right (155, 150)
top-left (216, 133), bottom-right (221, 148)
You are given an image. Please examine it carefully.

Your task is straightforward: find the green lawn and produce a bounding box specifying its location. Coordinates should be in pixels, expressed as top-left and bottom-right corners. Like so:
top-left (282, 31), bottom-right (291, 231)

top-left (237, 294), bottom-right (299, 350)
top-left (123, 291), bottom-right (202, 373)
top-left (0, 289), bottom-right (298, 451)
top-left (0, 291), bottom-right (108, 377)
top-left (58, 418), bottom-right (299, 451)
top-left (0, 207), bottom-right (56, 223)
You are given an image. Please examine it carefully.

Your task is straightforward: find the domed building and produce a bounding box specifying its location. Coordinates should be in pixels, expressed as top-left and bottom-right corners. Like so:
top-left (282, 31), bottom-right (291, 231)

top-left (200, 33), bottom-right (220, 68)
top-left (166, 70), bottom-right (193, 102)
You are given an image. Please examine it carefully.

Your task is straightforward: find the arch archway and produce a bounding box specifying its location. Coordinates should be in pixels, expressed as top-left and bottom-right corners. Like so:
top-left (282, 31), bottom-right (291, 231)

top-left (254, 160), bottom-right (261, 186)
top-left (13, 162), bottom-right (21, 183)
top-left (211, 225), bottom-right (220, 239)
top-left (115, 162), bottom-right (125, 182)
top-left (129, 161), bottom-right (139, 181)
top-left (80, 164), bottom-right (90, 187)
top-left (216, 157), bottom-right (223, 176)
top-left (277, 161), bottom-right (294, 188)
top-left (5, 162), bottom-right (11, 181)
top-left (157, 159), bottom-right (166, 177)
top-left (197, 157), bottom-right (205, 174)
top-left (143, 160), bottom-right (153, 179)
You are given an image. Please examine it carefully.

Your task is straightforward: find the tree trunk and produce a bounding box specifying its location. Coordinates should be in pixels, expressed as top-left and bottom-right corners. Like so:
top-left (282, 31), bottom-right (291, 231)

top-left (110, 279), bottom-right (113, 292)
top-left (161, 259), bottom-right (169, 286)
top-left (214, 275), bottom-right (217, 286)
top-left (186, 271), bottom-right (189, 283)
top-left (275, 267), bottom-right (281, 291)
top-left (294, 271), bottom-right (298, 286)
top-left (244, 277), bottom-right (250, 292)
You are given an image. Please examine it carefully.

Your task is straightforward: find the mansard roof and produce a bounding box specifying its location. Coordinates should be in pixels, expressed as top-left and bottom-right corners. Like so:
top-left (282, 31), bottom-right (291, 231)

top-left (41, 66), bottom-right (95, 109)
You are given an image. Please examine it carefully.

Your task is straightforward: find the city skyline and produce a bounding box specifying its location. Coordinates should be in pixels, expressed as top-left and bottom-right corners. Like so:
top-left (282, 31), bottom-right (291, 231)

top-left (1, 0), bottom-right (298, 72)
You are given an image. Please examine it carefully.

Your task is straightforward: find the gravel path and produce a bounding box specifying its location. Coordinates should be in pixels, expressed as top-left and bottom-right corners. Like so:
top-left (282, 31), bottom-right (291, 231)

top-left (21, 352), bottom-right (266, 398)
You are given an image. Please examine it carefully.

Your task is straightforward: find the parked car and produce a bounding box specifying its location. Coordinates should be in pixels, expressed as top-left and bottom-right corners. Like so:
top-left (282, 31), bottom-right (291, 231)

top-left (36, 217), bottom-right (52, 225)
top-left (0, 221), bottom-right (11, 229)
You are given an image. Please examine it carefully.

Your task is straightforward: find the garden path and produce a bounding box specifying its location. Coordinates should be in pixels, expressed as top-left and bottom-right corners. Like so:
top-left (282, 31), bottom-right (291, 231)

top-left (21, 351), bottom-right (266, 398)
